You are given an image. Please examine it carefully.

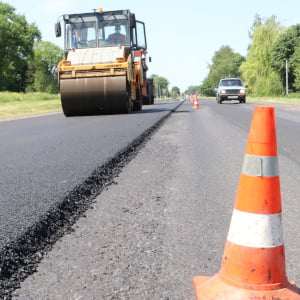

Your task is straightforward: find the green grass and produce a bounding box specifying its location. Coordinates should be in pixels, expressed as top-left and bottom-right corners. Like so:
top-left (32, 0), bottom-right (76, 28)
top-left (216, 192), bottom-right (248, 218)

top-left (0, 92), bottom-right (61, 119)
top-left (247, 96), bottom-right (300, 104)
top-left (204, 95), bottom-right (300, 104)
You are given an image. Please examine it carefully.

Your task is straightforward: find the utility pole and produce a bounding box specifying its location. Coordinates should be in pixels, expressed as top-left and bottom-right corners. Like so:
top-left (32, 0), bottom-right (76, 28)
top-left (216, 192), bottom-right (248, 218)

top-left (286, 59), bottom-right (288, 96)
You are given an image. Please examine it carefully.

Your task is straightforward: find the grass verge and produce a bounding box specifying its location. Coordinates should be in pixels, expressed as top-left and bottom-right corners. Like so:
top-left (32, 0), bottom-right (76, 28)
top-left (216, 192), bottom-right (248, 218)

top-left (0, 92), bottom-right (61, 120)
top-left (247, 96), bottom-right (300, 104)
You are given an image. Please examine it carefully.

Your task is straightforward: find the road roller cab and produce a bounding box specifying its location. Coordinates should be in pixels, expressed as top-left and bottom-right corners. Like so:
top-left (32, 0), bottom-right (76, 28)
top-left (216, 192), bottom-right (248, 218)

top-left (55, 9), bottom-right (150, 116)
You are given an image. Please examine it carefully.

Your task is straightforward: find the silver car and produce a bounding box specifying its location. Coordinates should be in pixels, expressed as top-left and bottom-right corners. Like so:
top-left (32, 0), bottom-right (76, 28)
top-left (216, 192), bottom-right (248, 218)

top-left (215, 78), bottom-right (246, 104)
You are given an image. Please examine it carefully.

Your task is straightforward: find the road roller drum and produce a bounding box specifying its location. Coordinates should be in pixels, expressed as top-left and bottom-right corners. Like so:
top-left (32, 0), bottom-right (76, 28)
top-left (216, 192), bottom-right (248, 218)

top-left (60, 76), bottom-right (130, 116)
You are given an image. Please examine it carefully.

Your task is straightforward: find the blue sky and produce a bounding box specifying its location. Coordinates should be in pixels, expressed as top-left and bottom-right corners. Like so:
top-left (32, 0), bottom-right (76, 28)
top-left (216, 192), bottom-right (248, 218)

top-left (5, 0), bottom-right (300, 92)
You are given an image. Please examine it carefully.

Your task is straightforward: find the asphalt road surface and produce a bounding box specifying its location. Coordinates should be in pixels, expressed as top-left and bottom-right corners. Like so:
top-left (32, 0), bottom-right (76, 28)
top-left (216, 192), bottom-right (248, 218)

top-left (0, 102), bottom-right (181, 248)
top-left (0, 101), bottom-right (182, 298)
top-left (2, 99), bottom-right (300, 299)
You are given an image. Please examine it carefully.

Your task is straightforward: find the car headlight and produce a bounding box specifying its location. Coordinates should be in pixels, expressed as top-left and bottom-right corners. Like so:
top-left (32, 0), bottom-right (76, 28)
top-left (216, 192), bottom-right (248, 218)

top-left (221, 89), bottom-right (226, 94)
top-left (240, 89), bottom-right (246, 94)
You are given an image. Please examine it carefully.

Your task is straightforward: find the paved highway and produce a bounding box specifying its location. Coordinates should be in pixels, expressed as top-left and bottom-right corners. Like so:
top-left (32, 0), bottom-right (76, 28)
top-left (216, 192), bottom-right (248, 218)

top-left (0, 101), bottom-right (183, 297)
top-left (1, 99), bottom-right (300, 299)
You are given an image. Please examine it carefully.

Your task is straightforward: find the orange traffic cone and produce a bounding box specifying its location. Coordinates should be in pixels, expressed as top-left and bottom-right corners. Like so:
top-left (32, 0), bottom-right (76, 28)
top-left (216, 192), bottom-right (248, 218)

top-left (193, 106), bottom-right (300, 299)
top-left (193, 97), bottom-right (200, 109)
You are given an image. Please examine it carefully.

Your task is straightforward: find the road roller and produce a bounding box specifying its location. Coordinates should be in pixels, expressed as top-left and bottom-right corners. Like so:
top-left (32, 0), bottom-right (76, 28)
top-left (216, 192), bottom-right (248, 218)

top-left (55, 9), bottom-right (151, 116)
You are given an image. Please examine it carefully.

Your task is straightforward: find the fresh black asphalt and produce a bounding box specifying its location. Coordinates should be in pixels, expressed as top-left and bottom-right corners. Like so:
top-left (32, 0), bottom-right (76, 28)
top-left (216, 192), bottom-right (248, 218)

top-left (0, 101), bottom-right (183, 297)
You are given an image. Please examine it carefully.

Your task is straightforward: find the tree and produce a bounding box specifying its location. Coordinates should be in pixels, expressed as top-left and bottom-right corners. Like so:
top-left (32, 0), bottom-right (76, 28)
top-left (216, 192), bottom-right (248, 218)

top-left (0, 2), bottom-right (41, 91)
top-left (185, 85), bottom-right (201, 95)
top-left (248, 14), bottom-right (262, 40)
top-left (27, 41), bottom-right (64, 93)
top-left (152, 74), bottom-right (169, 98)
top-left (290, 45), bottom-right (300, 91)
top-left (270, 24), bottom-right (300, 92)
top-left (200, 45), bottom-right (245, 96)
top-left (199, 78), bottom-right (215, 97)
top-left (170, 86), bottom-right (180, 98)
top-left (240, 16), bottom-right (284, 96)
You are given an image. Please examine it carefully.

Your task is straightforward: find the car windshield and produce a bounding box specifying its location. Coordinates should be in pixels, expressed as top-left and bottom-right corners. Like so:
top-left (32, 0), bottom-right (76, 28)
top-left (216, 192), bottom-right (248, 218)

top-left (221, 79), bottom-right (242, 86)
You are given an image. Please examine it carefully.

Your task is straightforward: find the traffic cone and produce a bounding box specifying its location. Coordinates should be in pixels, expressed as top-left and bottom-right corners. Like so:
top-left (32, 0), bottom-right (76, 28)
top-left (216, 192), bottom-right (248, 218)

top-left (193, 97), bottom-right (200, 109)
top-left (193, 106), bottom-right (300, 299)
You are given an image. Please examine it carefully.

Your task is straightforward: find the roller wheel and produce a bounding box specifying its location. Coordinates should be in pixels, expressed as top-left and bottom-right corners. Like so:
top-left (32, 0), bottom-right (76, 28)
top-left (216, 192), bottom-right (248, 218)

top-left (60, 76), bottom-right (130, 116)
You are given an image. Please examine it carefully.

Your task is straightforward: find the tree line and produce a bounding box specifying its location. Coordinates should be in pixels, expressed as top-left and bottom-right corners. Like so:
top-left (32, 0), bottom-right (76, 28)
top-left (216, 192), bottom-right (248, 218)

top-left (191, 15), bottom-right (300, 97)
top-left (152, 75), bottom-right (180, 98)
top-left (0, 2), bottom-right (64, 93)
top-left (9, 3), bottom-right (294, 98)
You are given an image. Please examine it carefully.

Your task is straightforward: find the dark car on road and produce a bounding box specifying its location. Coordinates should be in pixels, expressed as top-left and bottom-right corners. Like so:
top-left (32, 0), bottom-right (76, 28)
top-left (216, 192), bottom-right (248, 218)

top-left (215, 78), bottom-right (246, 104)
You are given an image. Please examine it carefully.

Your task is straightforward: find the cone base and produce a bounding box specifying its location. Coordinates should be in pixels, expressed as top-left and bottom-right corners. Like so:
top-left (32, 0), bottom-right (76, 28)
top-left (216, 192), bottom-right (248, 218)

top-left (193, 274), bottom-right (300, 300)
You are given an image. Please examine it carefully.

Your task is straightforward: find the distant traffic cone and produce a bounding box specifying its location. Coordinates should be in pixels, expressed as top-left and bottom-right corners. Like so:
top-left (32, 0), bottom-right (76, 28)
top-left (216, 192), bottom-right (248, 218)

top-left (193, 97), bottom-right (200, 109)
top-left (193, 106), bottom-right (300, 299)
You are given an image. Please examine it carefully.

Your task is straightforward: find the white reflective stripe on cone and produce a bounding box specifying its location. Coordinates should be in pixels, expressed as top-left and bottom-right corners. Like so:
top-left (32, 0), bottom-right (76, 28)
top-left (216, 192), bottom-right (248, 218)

top-left (227, 209), bottom-right (284, 248)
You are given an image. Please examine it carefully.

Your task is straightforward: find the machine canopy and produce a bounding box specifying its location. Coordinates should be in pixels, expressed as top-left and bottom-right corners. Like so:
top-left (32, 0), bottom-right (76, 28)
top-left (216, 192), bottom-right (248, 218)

top-left (63, 10), bottom-right (132, 49)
